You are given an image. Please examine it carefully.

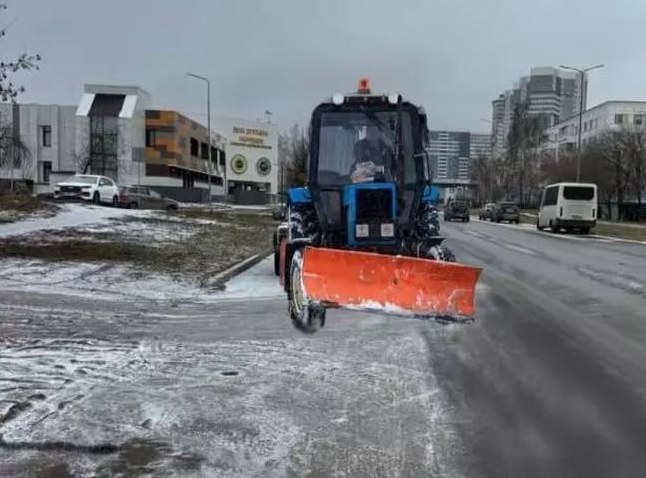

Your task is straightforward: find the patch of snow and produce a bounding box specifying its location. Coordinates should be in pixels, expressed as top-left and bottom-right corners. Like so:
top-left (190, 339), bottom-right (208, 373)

top-left (216, 257), bottom-right (283, 299)
top-left (0, 255), bottom-right (282, 304)
top-left (0, 259), bottom-right (218, 303)
top-left (0, 203), bottom-right (154, 238)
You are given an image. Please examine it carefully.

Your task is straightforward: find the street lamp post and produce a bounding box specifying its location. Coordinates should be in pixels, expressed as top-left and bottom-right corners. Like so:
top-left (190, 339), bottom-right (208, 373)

top-left (559, 64), bottom-right (605, 182)
top-left (187, 72), bottom-right (214, 206)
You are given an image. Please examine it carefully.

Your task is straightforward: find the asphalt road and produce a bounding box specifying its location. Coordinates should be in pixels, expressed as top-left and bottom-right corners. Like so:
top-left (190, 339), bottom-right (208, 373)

top-left (1, 218), bottom-right (646, 477)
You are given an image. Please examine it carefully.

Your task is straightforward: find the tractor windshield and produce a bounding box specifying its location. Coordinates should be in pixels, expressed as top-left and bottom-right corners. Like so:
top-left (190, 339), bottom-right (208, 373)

top-left (317, 110), bottom-right (417, 187)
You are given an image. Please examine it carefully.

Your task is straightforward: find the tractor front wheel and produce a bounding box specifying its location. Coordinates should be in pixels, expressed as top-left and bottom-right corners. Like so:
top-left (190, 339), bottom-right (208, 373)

top-left (427, 244), bottom-right (456, 263)
top-left (289, 249), bottom-right (325, 333)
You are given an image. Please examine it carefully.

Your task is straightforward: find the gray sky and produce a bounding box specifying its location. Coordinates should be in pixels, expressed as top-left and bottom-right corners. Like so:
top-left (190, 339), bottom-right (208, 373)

top-left (4, 0), bottom-right (646, 133)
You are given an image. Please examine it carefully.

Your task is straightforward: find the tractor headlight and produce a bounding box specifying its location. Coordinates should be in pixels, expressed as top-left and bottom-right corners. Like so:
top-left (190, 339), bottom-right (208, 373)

top-left (355, 224), bottom-right (369, 238)
top-left (380, 223), bottom-right (394, 237)
top-left (332, 93), bottom-right (345, 105)
top-left (387, 93), bottom-right (400, 105)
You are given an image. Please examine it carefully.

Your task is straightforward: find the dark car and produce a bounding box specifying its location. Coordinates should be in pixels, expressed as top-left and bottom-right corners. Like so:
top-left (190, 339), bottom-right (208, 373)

top-left (478, 203), bottom-right (496, 221)
top-left (493, 202), bottom-right (520, 223)
top-left (444, 200), bottom-right (470, 222)
top-left (118, 186), bottom-right (179, 211)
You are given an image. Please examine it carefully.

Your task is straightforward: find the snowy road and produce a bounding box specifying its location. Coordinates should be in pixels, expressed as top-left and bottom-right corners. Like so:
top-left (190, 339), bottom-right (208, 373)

top-left (1, 219), bottom-right (646, 476)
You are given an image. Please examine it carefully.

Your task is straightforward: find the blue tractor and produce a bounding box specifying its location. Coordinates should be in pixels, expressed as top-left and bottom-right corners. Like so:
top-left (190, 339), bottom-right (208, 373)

top-left (276, 80), bottom-right (480, 333)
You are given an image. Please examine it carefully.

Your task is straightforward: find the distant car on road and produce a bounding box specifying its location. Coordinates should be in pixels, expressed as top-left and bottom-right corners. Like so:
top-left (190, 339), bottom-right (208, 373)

top-left (444, 200), bottom-right (470, 222)
top-left (493, 202), bottom-right (520, 223)
top-left (118, 186), bottom-right (179, 211)
top-left (537, 182), bottom-right (597, 234)
top-left (54, 174), bottom-right (119, 206)
top-left (478, 203), bottom-right (496, 221)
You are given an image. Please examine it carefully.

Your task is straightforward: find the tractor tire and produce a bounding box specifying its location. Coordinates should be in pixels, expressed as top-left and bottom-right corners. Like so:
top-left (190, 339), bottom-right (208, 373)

top-left (288, 249), bottom-right (325, 334)
top-left (427, 244), bottom-right (456, 263)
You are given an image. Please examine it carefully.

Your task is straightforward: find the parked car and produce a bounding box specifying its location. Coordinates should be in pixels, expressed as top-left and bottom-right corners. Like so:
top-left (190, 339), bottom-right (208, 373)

top-left (493, 202), bottom-right (520, 223)
top-left (118, 186), bottom-right (179, 211)
top-left (444, 200), bottom-right (470, 222)
top-left (54, 174), bottom-right (119, 206)
top-left (478, 203), bottom-right (496, 221)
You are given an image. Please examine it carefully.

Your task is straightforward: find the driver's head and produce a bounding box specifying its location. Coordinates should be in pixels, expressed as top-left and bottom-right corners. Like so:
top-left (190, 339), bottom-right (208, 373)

top-left (366, 125), bottom-right (380, 144)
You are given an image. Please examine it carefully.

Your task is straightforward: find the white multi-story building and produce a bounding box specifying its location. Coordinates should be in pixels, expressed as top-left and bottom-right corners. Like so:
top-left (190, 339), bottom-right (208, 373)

top-left (427, 131), bottom-right (492, 201)
top-left (0, 103), bottom-right (77, 195)
top-left (541, 100), bottom-right (646, 160)
top-left (491, 66), bottom-right (586, 158)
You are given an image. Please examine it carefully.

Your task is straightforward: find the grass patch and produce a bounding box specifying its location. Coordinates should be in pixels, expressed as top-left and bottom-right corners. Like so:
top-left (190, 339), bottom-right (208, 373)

top-left (0, 193), bottom-right (58, 223)
top-left (593, 223), bottom-right (646, 242)
top-left (0, 240), bottom-right (151, 262)
top-left (0, 208), bottom-right (278, 284)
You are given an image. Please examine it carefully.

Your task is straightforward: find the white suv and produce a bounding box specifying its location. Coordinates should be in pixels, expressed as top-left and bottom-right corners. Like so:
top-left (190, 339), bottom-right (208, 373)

top-left (54, 174), bottom-right (120, 206)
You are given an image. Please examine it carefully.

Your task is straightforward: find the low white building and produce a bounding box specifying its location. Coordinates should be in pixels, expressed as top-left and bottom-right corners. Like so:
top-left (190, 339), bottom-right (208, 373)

top-left (0, 103), bottom-right (77, 194)
top-left (212, 116), bottom-right (279, 201)
top-left (542, 100), bottom-right (646, 159)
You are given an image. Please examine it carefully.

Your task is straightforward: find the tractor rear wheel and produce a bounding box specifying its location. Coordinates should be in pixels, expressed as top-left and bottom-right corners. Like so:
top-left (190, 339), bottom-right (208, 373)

top-left (289, 249), bottom-right (325, 333)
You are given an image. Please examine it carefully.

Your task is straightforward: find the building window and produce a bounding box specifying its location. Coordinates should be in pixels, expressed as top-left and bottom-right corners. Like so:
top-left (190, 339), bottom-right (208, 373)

top-left (89, 115), bottom-right (118, 179)
top-left (200, 142), bottom-right (209, 160)
top-left (635, 115), bottom-right (644, 126)
top-left (40, 161), bottom-right (52, 183)
top-left (190, 137), bottom-right (199, 157)
top-left (615, 114), bottom-right (624, 125)
top-left (145, 129), bottom-right (157, 147)
top-left (41, 125), bottom-right (52, 147)
top-left (220, 150), bottom-right (226, 166)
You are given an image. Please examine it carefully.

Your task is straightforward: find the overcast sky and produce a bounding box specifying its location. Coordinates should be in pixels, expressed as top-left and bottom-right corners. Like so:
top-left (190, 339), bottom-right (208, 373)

top-left (4, 0), bottom-right (646, 133)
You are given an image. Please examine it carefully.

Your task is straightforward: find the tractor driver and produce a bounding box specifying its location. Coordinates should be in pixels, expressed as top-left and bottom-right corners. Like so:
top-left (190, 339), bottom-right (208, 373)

top-left (350, 125), bottom-right (394, 183)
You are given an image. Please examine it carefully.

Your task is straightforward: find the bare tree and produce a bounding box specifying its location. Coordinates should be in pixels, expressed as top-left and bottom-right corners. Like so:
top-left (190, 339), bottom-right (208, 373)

top-left (0, 4), bottom-right (41, 102)
top-left (594, 131), bottom-right (632, 220)
top-left (73, 120), bottom-right (131, 182)
top-left (507, 103), bottom-right (544, 207)
top-left (470, 155), bottom-right (508, 205)
top-left (0, 122), bottom-right (30, 191)
top-left (280, 123), bottom-right (309, 187)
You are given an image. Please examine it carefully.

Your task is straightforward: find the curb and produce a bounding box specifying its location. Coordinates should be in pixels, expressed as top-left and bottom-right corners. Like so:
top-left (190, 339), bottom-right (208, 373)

top-left (207, 246), bottom-right (274, 290)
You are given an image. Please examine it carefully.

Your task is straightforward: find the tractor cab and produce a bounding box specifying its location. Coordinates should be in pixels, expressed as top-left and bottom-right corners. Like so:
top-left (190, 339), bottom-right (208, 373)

top-left (308, 79), bottom-right (431, 249)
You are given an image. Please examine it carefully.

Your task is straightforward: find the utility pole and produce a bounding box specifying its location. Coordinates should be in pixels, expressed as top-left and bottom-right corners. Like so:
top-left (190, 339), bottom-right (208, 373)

top-left (559, 64), bottom-right (604, 182)
top-left (187, 72), bottom-right (213, 206)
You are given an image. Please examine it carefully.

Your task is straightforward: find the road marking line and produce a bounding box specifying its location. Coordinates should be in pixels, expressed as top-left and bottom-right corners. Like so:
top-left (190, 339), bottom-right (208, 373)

top-left (500, 243), bottom-right (537, 255)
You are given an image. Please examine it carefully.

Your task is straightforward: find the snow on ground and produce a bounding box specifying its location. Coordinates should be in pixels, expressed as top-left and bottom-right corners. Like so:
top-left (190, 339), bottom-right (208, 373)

top-left (0, 203), bottom-right (154, 238)
top-left (0, 255), bottom-right (281, 303)
top-left (215, 257), bottom-right (282, 299)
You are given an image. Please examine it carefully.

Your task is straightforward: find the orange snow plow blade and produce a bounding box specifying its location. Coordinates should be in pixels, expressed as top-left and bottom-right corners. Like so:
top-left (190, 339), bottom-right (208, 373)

top-left (302, 247), bottom-right (482, 318)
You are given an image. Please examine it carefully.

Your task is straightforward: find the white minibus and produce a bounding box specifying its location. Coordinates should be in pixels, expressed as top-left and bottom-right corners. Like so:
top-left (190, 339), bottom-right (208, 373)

top-left (537, 182), bottom-right (597, 234)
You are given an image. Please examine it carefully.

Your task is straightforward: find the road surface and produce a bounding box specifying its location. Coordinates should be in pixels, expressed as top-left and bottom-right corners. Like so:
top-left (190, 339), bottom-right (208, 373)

top-left (1, 219), bottom-right (646, 477)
